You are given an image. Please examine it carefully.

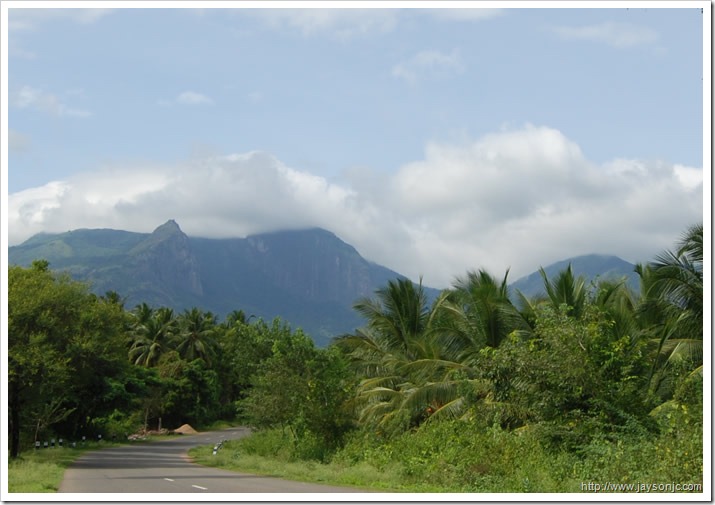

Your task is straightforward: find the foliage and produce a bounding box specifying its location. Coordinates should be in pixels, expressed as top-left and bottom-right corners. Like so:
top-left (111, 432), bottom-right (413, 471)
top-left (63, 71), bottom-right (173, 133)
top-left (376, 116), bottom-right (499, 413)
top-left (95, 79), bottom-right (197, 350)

top-left (8, 261), bottom-right (131, 456)
top-left (479, 303), bottom-right (653, 448)
top-left (239, 327), bottom-right (355, 461)
top-left (638, 223), bottom-right (703, 402)
top-left (7, 224), bottom-right (703, 495)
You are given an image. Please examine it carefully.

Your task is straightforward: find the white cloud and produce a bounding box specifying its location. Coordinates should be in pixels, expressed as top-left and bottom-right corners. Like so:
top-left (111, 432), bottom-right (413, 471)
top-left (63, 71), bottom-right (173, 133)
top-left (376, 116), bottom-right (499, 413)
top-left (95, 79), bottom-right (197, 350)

top-left (392, 48), bottom-right (465, 84)
top-left (159, 91), bottom-right (214, 107)
top-left (551, 21), bottom-right (658, 48)
top-left (9, 8), bottom-right (114, 31)
top-left (673, 164), bottom-right (703, 190)
top-left (380, 126), bottom-right (701, 285)
top-left (7, 126), bottom-right (702, 289)
top-left (242, 7), bottom-right (503, 39)
top-left (9, 8), bottom-right (113, 61)
top-left (176, 91), bottom-right (214, 106)
top-left (12, 85), bottom-right (92, 118)
top-left (424, 8), bottom-right (504, 22)
top-left (247, 8), bottom-right (399, 39)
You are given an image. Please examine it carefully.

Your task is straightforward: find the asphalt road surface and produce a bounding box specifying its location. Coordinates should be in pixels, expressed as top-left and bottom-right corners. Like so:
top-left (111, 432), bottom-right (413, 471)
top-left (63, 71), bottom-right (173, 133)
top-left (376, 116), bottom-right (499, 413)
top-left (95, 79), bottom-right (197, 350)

top-left (59, 427), bottom-right (372, 494)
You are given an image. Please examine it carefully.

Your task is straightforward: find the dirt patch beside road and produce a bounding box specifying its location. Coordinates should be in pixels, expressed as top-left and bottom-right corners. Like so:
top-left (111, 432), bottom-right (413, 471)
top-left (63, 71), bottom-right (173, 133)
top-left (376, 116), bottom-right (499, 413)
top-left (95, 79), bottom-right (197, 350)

top-left (173, 424), bottom-right (198, 435)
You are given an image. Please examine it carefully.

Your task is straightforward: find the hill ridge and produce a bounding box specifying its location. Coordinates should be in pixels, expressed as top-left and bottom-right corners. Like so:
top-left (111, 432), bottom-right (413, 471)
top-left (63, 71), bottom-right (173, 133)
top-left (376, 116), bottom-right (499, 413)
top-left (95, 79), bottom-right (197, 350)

top-left (10, 222), bottom-right (641, 344)
top-left (9, 221), bottom-right (433, 346)
top-left (509, 253), bottom-right (639, 298)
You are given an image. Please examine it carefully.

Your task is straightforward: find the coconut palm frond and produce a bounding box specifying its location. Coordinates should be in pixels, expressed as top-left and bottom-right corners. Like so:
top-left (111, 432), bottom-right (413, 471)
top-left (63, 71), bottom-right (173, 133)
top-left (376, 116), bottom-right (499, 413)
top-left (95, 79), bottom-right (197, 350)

top-left (427, 397), bottom-right (467, 422)
top-left (399, 358), bottom-right (467, 382)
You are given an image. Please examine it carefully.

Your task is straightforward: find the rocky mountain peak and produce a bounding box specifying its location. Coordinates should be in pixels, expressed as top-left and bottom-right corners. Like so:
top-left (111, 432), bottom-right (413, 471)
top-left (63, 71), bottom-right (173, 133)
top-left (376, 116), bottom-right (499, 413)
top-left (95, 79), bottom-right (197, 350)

top-left (150, 219), bottom-right (183, 237)
top-left (130, 219), bottom-right (203, 297)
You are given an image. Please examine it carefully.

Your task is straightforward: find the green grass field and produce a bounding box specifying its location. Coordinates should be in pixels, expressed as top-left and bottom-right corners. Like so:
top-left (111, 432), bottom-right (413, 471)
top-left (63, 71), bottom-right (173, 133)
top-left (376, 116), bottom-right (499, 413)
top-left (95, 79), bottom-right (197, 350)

top-left (7, 445), bottom-right (93, 493)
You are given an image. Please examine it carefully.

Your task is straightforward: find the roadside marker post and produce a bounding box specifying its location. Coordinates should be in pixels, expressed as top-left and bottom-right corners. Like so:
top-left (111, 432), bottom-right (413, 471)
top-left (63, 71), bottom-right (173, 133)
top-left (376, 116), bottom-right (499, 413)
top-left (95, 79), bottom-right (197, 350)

top-left (212, 440), bottom-right (225, 456)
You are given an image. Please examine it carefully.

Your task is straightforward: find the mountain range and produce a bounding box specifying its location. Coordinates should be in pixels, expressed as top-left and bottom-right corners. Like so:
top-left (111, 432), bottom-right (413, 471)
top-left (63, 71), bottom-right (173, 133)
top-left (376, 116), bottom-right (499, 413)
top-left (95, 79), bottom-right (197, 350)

top-left (9, 220), bottom-right (436, 345)
top-left (8, 220), bottom-right (639, 346)
top-left (508, 254), bottom-right (640, 299)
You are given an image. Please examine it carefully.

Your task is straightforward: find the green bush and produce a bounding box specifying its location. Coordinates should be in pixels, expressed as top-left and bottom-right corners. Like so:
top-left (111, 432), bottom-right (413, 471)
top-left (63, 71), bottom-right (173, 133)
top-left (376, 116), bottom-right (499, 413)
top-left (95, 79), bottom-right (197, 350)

top-left (92, 409), bottom-right (143, 440)
top-left (233, 428), bottom-right (296, 460)
top-left (333, 419), bottom-right (575, 492)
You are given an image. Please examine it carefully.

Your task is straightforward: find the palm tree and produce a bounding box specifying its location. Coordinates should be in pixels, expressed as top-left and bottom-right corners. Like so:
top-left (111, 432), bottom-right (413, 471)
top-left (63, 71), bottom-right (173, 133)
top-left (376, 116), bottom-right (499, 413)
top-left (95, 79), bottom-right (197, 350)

top-left (352, 278), bottom-right (431, 358)
top-left (418, 270), bottom-right (534, 425)
top-left (175, 308), bottom-right (218, 365)
top-left (435, 269), bottom-right (529, 361)
top-left (637, 224), bottom-right (703, 401)
top-left (591, 278), bottom-right (641, 341)
top-left (341, 272), bottom-right (529, 431)
top-left (646, 223), bottom-right (702, 336)
top-left (540, 264), bottom-right (587, 319)
top-left (338, 278), bottom-right (438, 432)
top-left (223, 309), bottom-right (255, 328)
top-left (128, 306), bottom-right (176, 367)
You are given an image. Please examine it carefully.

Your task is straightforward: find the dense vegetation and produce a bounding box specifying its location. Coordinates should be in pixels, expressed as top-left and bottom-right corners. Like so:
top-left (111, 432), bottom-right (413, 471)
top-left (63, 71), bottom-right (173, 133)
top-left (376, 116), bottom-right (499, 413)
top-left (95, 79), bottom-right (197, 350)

top-left (8, 224), bottom-right (703, 492)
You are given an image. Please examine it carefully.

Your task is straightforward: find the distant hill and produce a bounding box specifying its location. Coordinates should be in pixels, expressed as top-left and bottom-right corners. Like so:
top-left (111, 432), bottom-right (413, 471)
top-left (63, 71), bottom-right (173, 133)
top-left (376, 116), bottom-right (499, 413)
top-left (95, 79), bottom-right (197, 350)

top-left (9, 222), bottom-right (644, 344)
top-left (509, 254), bottom-right (640, 299)
top-left (8, 220), bottom-right (440, 346)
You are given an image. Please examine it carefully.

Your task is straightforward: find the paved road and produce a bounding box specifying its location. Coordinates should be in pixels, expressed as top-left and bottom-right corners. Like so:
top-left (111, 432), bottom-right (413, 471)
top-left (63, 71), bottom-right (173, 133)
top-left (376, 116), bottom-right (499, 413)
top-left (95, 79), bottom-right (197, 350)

top-left (59, 427), bottom-right (371, 494)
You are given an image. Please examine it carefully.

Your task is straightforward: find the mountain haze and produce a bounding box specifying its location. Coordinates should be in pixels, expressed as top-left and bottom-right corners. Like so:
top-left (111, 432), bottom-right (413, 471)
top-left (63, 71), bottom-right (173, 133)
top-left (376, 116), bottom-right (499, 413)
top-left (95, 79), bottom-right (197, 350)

top-left (509, 254), bottom-right (639, 299)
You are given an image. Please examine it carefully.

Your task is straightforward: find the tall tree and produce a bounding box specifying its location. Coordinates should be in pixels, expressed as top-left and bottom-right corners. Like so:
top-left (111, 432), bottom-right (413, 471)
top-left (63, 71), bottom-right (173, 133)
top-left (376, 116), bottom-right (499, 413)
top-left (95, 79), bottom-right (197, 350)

top-left (435, 269), bottom-right (529, 362)
top-left (352, 278), bottom-right (431, 359)
top-left (539, 264), bottom-right (587, 319)
top-left (175, 308), bottom-right (218, 365)
top-left (8, 261), bottom-right (126, 457)
top-left (639, 224), bottom-right (703, 401)
top-left (128, 306), bottom-right (177, 367)
top-left (338, 278), bottom-right (437, 432)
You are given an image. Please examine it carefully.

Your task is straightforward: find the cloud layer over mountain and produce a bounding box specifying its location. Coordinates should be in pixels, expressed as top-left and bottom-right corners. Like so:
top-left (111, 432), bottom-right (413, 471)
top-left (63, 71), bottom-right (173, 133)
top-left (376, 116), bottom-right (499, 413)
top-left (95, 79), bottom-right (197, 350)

top-left (8, 125), bottom-right (703, 288)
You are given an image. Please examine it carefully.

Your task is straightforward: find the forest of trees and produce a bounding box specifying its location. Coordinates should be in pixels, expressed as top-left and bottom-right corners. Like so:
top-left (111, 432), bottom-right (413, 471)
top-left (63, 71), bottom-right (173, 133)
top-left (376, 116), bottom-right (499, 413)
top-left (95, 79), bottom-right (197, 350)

top-left (7, 224), bottom-right (703, 489)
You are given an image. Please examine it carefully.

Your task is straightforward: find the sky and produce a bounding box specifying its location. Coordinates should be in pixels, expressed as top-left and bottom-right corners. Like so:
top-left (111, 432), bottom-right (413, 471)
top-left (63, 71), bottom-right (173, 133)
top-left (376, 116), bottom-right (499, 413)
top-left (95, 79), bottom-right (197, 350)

top-left (3, 1), bottom-right (709, 289)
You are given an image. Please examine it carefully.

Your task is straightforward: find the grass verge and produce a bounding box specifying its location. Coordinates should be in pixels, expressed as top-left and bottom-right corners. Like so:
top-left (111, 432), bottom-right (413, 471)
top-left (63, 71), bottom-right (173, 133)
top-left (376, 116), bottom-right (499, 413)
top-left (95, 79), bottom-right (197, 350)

top-left (7, 443), bottom-right (108, 493)
top-left (188, 440), bottom-right (449, 492)
top-left (188, 419), bottom-right (704, 494)
top-left (7, 436), bottom-right (177, 493)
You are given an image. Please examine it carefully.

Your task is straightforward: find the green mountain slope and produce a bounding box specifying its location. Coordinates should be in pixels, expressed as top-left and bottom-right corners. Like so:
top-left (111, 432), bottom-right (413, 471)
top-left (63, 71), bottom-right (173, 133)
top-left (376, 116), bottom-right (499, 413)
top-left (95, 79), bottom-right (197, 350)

top-left (10, 222), bottom-right (642, 345)
top-left (8, 221), bottom-right (432, 346)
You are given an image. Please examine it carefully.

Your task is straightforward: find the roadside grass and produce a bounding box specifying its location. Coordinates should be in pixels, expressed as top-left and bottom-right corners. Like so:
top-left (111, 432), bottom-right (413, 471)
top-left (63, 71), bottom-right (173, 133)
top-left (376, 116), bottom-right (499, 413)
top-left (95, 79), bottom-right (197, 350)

top-left (7, 436), bottom-right (178, 493)
top-left (7, 443), bottom-right (111, 493)
top-left (188, 441), bottom-right (441, 492)
top-left (188, 417), bottom-right (703, 494)
top-left (188, 442), bottom-right (410, 492)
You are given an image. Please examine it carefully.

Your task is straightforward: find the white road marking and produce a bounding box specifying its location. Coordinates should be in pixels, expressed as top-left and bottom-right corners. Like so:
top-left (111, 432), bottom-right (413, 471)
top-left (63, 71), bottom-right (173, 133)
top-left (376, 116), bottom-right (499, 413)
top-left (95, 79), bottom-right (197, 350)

top-left (164, 478), bottom-right (174, 482)
top-left (192, 485), bottom-right (208, 490)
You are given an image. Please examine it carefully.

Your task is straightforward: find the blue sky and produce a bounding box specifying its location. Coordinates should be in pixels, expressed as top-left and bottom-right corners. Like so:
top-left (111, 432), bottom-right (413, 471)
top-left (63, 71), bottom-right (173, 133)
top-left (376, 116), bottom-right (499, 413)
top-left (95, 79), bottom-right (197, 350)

top-left (4, 2), bottom-right (709, 288)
